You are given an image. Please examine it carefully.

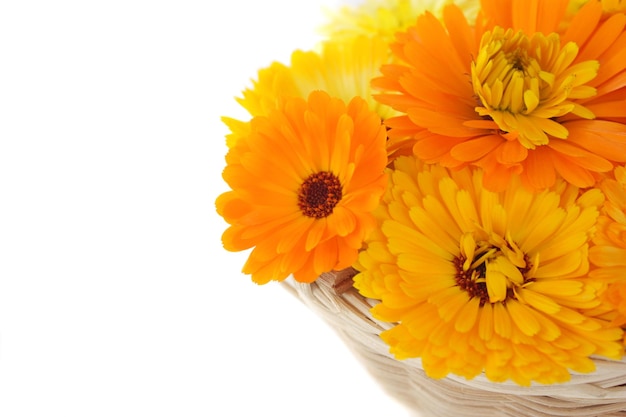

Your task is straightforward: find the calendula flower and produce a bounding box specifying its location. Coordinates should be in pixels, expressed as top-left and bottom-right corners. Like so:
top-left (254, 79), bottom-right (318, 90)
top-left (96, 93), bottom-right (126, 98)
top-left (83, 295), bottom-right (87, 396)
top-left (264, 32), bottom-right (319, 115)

top-left (319, 0), bottom-right (479, 44)
top-left (601, 283), bottom-right (626, 329)
top-left (569, 0), bottom-right (626, 15)
top-left (590, 165), bottom-right (626, 327)
top-left (374, 0), bottom-right (626, 191)
top-left (216, 91), bottom-right (387, 284)
top-left (354, 156), bottom-right (624, 385)
top-left (223, 35), bottom-right (393, 148)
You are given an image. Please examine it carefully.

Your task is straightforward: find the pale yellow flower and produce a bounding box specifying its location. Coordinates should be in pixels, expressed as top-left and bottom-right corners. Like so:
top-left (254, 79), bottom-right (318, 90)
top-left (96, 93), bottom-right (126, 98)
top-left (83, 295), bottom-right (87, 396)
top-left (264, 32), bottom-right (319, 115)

top-left (320, 0), bottom-right (479, 43)
top-left (223, 35), bottom-right (393, 148)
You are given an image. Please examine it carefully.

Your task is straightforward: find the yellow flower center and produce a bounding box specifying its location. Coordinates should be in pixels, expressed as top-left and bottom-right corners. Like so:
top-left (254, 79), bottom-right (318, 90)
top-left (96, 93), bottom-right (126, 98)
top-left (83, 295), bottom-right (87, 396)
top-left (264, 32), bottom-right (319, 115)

top-left (471, 27), bottom-right (599, 149)
top-left (454, 231), bottom-right (537, 305)
top-left (298, 171), bottom-right (343, 218)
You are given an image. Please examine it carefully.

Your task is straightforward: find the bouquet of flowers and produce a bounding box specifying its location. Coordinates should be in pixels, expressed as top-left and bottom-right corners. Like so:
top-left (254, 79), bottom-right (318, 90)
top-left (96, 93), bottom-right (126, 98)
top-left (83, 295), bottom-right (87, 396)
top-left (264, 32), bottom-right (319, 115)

top-left (216, 0), bottom-right (626, 414)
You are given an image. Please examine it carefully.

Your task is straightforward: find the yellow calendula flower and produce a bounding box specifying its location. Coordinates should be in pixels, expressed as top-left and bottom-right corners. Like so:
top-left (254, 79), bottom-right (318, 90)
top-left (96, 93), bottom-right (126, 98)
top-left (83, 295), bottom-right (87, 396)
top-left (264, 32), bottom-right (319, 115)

top-left (590, 165), bottom-right (626, 327)
top-left (569, 0), bottom-right (626, 15)
top-left (223, 35), bottom-right (393, 148)
top-left (320, 0), bottom-right (479, 43)
top-left (216, 91), bottom-right (387, 284)
top-left (374, 0), bottom-right (626, 191)
top-left (354, 156), bottom-right (624, 385)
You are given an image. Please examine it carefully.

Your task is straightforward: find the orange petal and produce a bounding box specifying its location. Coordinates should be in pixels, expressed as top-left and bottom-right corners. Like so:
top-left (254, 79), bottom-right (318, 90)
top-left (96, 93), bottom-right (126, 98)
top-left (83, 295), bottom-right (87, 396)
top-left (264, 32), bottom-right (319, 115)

top-left (522, 147), bottom-right (557, 190)
top-left (497, 140), bottom-right (529, 164)
top-left (450, 135), bottom-right (503, 162)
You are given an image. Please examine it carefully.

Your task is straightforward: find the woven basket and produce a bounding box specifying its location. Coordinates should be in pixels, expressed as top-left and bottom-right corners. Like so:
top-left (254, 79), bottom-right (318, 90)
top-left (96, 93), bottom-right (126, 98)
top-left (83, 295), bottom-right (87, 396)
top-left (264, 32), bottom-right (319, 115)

top-left (283, 269), bottom-right (626, 417)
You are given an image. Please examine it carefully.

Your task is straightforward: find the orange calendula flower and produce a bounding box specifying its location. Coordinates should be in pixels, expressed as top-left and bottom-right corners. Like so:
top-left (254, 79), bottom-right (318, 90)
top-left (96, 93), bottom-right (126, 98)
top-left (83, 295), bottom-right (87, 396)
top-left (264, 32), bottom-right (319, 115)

top-left (374, 0), bottom-right (626, 191)
top-left (216, 91), bottom-right (387, 284)
top-left (590, 165), bottom-right (626, 327)
top-left (354, 156), bottom-right (624, 385)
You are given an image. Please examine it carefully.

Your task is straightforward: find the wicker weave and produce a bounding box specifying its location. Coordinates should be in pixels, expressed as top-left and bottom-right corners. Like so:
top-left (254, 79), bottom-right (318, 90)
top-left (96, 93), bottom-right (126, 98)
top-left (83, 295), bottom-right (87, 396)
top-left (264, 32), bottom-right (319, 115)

top-left (283, 270), bottom-right (626, 417)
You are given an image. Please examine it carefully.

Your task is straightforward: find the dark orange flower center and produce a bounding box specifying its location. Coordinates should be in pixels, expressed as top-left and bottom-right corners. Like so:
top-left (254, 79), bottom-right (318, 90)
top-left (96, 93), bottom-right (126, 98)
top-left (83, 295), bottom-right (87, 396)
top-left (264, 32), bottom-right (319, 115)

top-left (453, 256), bottom-right (490, 306)
top-left (298, 171), bottom-right (342, 219)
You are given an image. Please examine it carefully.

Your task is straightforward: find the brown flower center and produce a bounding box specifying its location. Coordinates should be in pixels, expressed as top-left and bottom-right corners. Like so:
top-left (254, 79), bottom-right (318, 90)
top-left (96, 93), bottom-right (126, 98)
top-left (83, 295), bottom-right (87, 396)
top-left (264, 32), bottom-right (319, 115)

top-left (453, 233), bottom-right (535, 306)
top-left (298, 171), bottom-right (342, 218)
top-left (453, 256), bottom-right (490, 306)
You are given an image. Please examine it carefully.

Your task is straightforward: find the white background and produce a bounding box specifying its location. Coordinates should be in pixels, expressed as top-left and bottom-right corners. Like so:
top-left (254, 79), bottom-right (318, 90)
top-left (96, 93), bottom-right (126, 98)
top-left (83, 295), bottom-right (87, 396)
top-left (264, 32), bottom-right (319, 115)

top-left (0, 1), bottom-right (412, 416)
